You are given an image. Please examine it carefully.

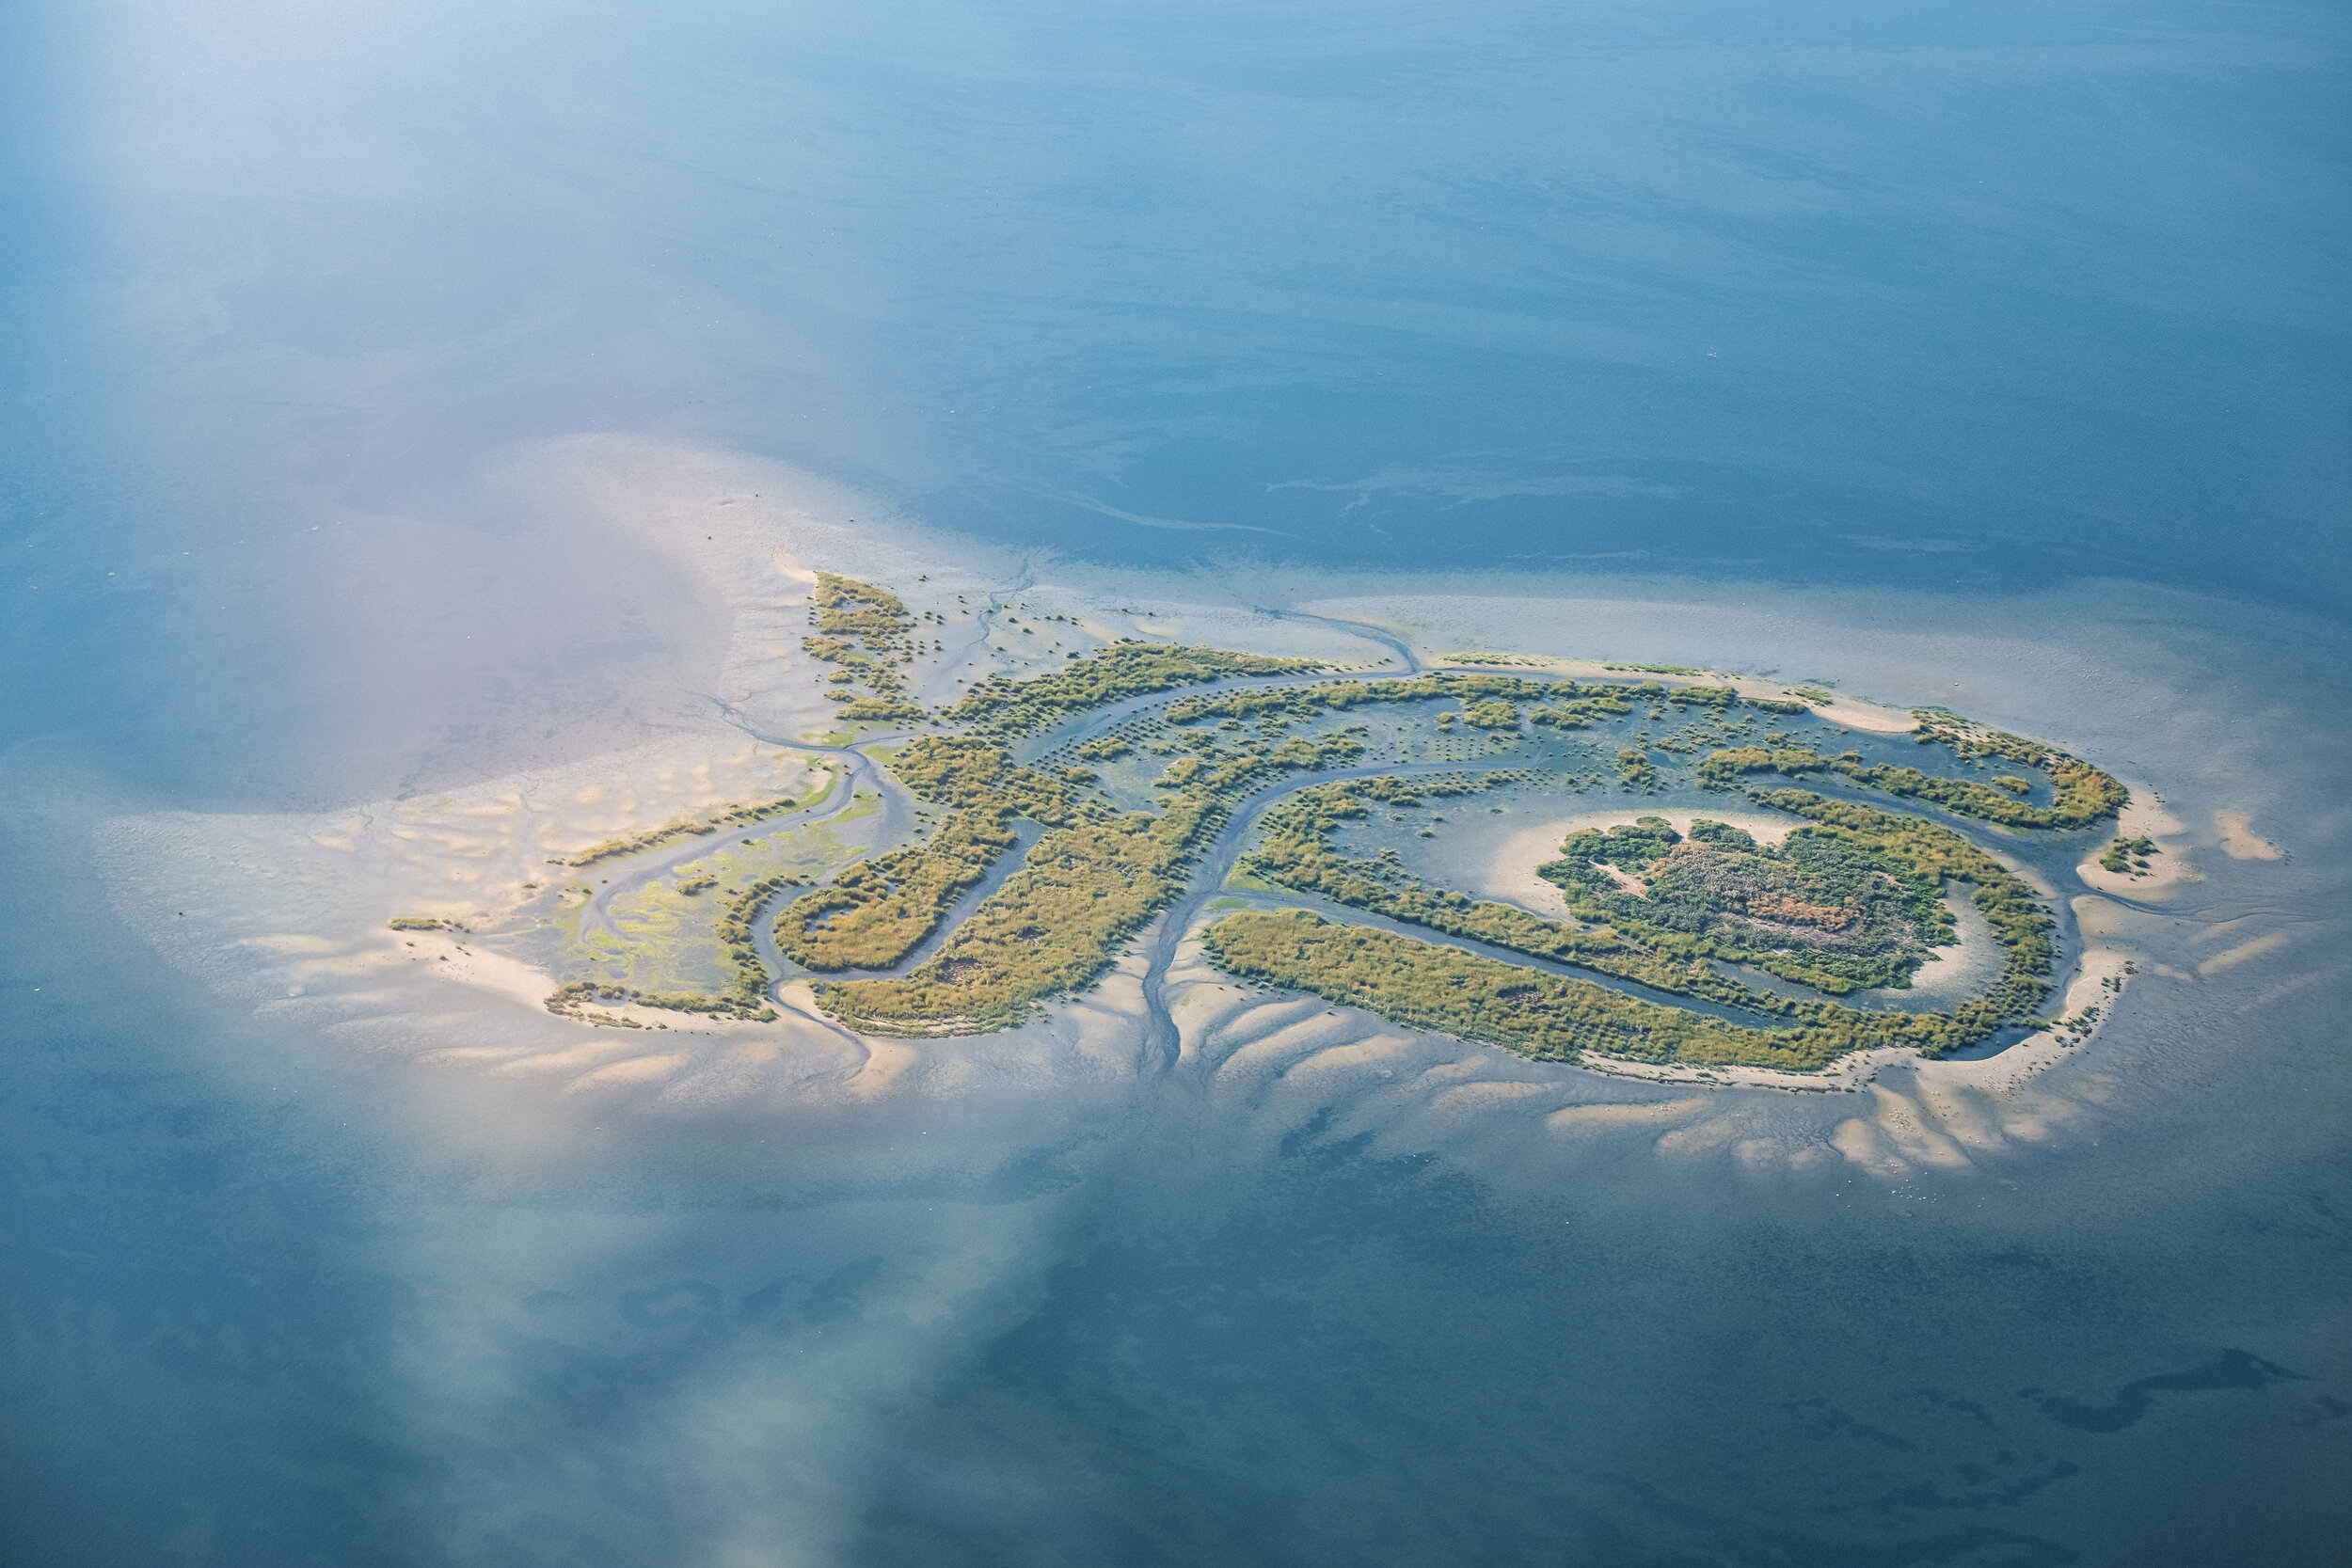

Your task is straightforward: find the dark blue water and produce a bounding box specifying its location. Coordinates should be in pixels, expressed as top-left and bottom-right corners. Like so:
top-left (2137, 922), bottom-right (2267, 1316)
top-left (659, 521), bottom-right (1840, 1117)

top-left (4, 1), bottom-right (2348, 1562)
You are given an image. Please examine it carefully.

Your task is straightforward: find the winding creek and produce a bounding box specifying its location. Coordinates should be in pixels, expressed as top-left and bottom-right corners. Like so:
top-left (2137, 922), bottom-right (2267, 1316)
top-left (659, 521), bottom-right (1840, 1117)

top-left (577, 613), bottom-right (2073, 1069)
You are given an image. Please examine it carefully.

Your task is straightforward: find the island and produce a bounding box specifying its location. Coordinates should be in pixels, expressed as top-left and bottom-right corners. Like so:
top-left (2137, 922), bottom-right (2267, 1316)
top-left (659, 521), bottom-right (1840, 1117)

top-left (405, 572), bottom-right (2130, 1081)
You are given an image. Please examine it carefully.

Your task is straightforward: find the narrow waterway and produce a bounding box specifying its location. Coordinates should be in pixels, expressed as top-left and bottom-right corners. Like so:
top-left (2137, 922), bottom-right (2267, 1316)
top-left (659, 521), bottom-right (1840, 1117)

top-left (709, 610), bottom-right (2087, 1076)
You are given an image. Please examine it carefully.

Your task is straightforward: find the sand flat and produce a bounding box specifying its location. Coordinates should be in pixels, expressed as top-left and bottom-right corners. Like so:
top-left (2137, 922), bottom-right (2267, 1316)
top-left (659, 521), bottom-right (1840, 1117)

top-left (1473, 807), bottom-right (1803, 924)
top-left (2216, 809), bottom-right (2283, 860)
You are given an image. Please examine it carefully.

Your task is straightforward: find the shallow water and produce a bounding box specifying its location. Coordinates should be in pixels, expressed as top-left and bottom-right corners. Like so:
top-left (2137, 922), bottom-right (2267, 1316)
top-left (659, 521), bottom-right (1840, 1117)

top-left (4, 0), bottom-right (2349, 1563)
top-left (10, 585), bottom-right (2350, 1566)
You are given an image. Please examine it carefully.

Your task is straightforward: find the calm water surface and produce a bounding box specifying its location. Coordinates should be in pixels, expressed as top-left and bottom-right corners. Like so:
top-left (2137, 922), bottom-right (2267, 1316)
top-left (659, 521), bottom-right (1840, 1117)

top-left (2, 1), bottom-right (2347, 1562)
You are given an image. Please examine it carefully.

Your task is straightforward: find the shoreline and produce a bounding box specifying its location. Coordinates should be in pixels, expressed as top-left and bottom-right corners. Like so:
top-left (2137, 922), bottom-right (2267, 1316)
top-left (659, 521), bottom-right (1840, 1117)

top-left (1434, 652), bottom-right (1923, 735)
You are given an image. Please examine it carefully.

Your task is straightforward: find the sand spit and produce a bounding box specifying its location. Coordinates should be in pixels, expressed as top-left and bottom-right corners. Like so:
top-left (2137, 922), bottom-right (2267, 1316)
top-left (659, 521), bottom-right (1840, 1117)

top-left (2215, 809), bottom-right (2284, 861)
top-left (1429, 655), bottom-right (1924, 736)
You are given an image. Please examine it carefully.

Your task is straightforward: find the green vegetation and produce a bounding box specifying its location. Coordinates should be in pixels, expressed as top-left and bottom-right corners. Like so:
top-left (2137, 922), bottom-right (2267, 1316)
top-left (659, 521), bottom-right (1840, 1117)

top-left (553, 857), bottom-right (800, 1022)
top-left (1440, 652), bottom-right (1547, 667)
top-left (809, 713), bottom-right (1377, 1032)
top-left (1614, 749), bottom-right (1659, 792)
top-left (773, 809), bottom-right (1015, 971)
top-left (812, 572), bottom-right (912, 639)
top-left (1526, 683), bottom-right (1644, 730)
top-left (546, 848), bottom-right (803, 1025)
top-left (562, 816), bottom-right (723, 869)
top-left (1261, 784), bottom-right (1788, 1006)
top-left (818, 644), bottom-right (2071, 1053)
top-left (711, 872), bottom-right (798, 1018)
top-left (803, 574), bottom-right (923, 720)
top-left (542, 983), bottom-right (648, 1028)
top-left (771, 738), bottom-right (1095, 974)
top-left (1694, 717), bottom-right (2126, 830)
top-left (1539, 816), bottom-right (1947, 994)
top-left (1201, 910), bottom-right (1966, 1070)
top-left (834, 696), bottom-right (926, 722)
top-left (546, 976), bottom-right (772, 1024)
top-left (883, 736), bottom-right (1094, 822)
top-left (1740, 789), bottom-right (2056, 1022)
top-left (534, 563), bottom-right (2122, 1075)
top-left (802, 635), bottom-right (868, 665)
top-left (818, 788), bottom-right (1222, 1033)
top-left (1247, 781), bottom-right (1845, 1014)
top-left (1231, 777), bottom-right (2054, 1067)
top-left (561, 773), bottom-right (827, 868)
top-left (1910, 713), bottom-right (2129, 825)
top-left (389, 915), bottom-right (467, 932)
top-left (948, 642), bottom-right (1323, 736)
top-left (1246, 778), bottom-right (1625, 956)
top-left (1167, 672), bottom-right (1519, 721)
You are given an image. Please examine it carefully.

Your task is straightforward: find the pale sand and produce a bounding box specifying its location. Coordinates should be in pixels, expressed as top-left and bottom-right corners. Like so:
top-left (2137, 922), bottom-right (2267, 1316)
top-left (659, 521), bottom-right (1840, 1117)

top-left (1909, 924), bottom-right (2136, 1095)
top-left (89, 440), bottom-right (1047, 1113)
top-left (1477, 800), bottom-right (2005, 1005)
top-left (1424, 651), bottom-right (1920, 733)
top-left (493, 435), bottom-right (1402, 736)
top-left (489, 1038), bottom-right (650, 1078)
top-left (2177, 911), bottom-right (2305, 986)
top-left (565, 1054), bottom-right (691, 1091)
top-left (2074, 781), bottom-right (2200, 900)
top-left (1479, 808), bottom-right (1799, 922)
top-left (1888, 881), bottom-right (2004, 1002)
top-left (2197, 930), bottom-right (2294, 976)
top-left (100, 733), bottom-right (838, 957)
top-left (1799, 690), bottom-right (1922, 735)
top-left (1546, 1097), bottom-right (1708, 1133)
top-left (1169, 898), bottom-right (2108, 1176)
top-left (2215, 809), bottom-right (2283, 860)
top-left (1483, 823), bottom-right (1581, 921)
top-left (1424, 1079), bottom-right (1554, 1117)
top-left (416, 930), bottom-right (564, 1010)
top-left (1832, 1085), bottom-right (1975, 1172)
top-left (378, 920), bottom-right (848, 1099)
